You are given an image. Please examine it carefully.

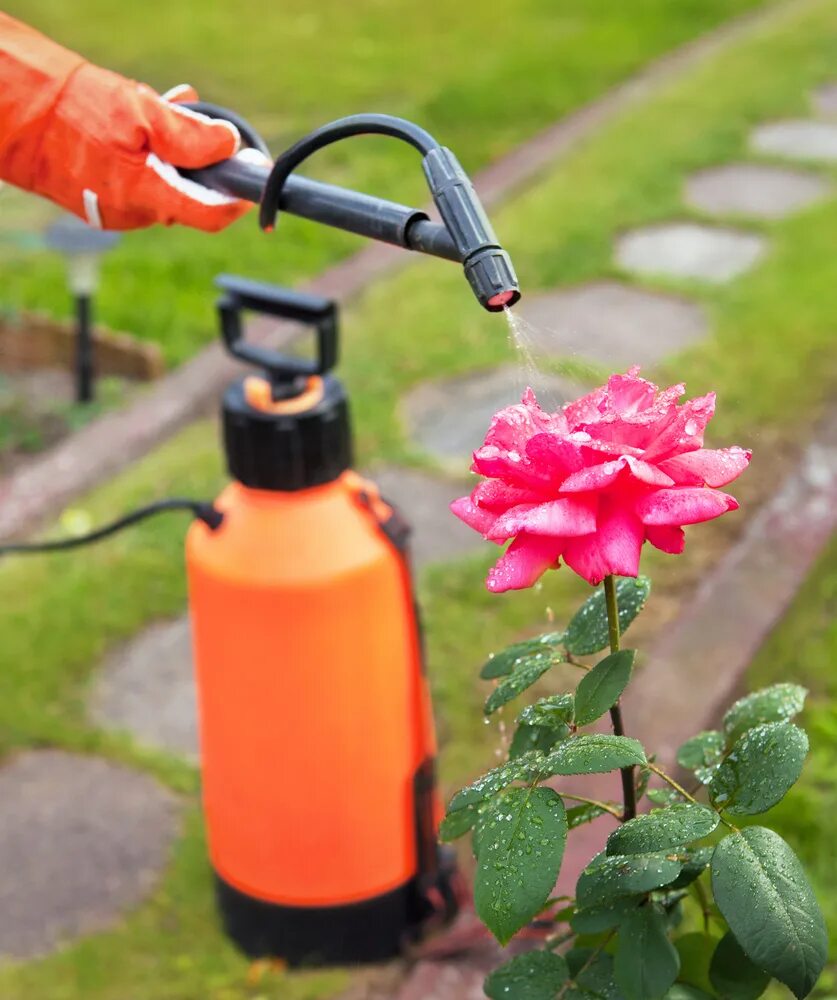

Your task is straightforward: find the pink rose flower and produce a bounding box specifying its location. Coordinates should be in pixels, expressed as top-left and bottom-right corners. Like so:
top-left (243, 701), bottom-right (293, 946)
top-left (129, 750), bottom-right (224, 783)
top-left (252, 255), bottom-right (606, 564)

top-left (451, 367), bottom-right (750, 592)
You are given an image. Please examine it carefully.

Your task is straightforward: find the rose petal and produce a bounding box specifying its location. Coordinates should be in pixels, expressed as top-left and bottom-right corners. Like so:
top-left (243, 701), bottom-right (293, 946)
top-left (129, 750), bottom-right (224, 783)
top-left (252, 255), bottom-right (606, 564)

top-left (623, 456), bottom-right (675, 487)
top-left (657, 446), bottom-right (751, 488)
top-left (471, 479), bottom-right (548, 512)
top-left (636, 487), bottom-right (739, 526)
top-left (563, 503), bottom-right (644, 585)
top-left (645, 525), bottom-right (685, 554)
top-left (560, 458), bottom-right (627, 493)
top-left (487, 496), bottom-right (597, 541)
top-left (450, 496), bottom-right (498, 535)
top-left (563, 386), bottom-right (608, 430)
top-left (605, 370), bottom-right (658, 416)
top-left (642, 392), bottom-right (716, 463)
top-left (471, 445), bottom-right (548, 489)
top-left (525, 433), bottom-right (584, 483)
top-left (484, 387), bottom-right (568, 451)
top-left (486, 533), bottom-right (565, 593)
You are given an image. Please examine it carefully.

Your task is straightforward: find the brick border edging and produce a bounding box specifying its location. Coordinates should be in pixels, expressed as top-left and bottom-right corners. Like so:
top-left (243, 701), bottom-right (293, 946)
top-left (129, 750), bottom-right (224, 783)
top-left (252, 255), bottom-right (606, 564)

top-left (0, 0), bottom-right (798, 541)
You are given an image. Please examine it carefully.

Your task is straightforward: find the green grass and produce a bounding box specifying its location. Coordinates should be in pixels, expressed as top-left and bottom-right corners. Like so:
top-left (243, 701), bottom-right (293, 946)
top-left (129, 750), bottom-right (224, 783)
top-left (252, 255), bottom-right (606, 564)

top-left (4, 0), bottom-right (837, 996)
top-left (0, 0), bottom-right (769, 364)
top-left (743, 535), bottom-right (837, 997)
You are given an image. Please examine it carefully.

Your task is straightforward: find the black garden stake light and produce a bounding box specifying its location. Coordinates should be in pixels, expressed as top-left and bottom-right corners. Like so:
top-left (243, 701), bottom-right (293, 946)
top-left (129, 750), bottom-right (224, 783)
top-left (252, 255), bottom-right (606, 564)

top-left (45, 214), bottom-right (120, 403)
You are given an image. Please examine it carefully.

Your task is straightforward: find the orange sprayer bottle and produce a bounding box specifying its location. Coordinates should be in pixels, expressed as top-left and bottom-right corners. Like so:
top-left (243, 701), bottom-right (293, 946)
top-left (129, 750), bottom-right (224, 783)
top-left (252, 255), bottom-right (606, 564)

top-left (186, 276), bottom-right (457, 965)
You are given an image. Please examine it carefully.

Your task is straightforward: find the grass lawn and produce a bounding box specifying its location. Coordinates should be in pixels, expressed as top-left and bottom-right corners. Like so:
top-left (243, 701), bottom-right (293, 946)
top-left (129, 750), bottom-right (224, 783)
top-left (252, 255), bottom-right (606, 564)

top-left (0, 0), bottom-right (769, 364)
top-left (3, 0), bottom-right (837, 996)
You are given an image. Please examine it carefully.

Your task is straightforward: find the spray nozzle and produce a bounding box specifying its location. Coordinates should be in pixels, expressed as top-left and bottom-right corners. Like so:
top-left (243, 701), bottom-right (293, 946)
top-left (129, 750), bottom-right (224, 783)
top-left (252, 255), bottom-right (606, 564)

top-left (184, 110), bottom-right (521, 313)
top-left (216, 274), bottom-right (337, 400)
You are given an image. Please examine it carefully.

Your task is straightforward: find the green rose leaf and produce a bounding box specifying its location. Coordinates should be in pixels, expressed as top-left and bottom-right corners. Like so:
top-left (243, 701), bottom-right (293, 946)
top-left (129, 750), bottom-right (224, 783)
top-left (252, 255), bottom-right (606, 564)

top-left (665, 988), bottom-right (713, 999)
top-left (606, 803), bottom-right (719, 856)
top-left (711, 827), bottom-right (827, 998)
top-left (474, 787), bottom-right (567, 945)
top-left (480, 632), bottom-right (565, 679)
top-left (670, 846), bottom-right (713, 889)
top-left (565, 577), bottom-right (651, 656)
top-left (447, 749), bottom-right (544, 812)
top-left (723, 683), bottom-right (808, 744)
top-left (574, 650), bottom-right (635, 726)
top-left (677, 731), bottom-right (725, 784)
top-left (520, 692), bottom-right (575, 728)
top-left (615, 903), bottom-right (680, 1000)
top-left (647, 787), bottom-right (683, 806)
top-left (485, 655), bottom-right (559, 715)
top-left (571, 895), bottom-right (640, 934)
top-left (484, 950), bottom-right (570, 999)
top-left (438, 804), bottom-right (478, 842)
top-left (577, 852), bottom-right (682, 908)
top-left (709, 722), bottom-right (808, 815)
top-left (567, 800), bottom-right (618, 829)
top-left (509, 721), bottom-right (567, 759)
top-left (709, 931), bottom-right (771, 999)
top-left (570, 951), bottom-right (622, 998)
top-left (543, 734), bottom-right (646, 776)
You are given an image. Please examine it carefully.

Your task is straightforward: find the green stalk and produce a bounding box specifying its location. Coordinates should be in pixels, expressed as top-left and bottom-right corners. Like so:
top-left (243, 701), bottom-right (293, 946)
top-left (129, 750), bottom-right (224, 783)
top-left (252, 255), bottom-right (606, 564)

top-left (604, 575), bottom-right (637, 821)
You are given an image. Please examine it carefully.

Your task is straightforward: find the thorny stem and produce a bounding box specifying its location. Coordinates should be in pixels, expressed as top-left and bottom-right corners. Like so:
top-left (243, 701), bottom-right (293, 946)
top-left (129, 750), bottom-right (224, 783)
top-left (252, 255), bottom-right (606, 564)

top-left (604, 575), bottom-right (637, 822)
top-left (560, 791), bottom-right (623, 820)
top-left (566, 652), bottom-right (592, 671)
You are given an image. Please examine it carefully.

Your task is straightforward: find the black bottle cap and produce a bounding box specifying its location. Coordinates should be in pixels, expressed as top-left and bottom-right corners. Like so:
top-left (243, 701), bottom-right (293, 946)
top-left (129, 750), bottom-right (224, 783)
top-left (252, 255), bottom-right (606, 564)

top-left (222, 375), bottom-right (352, 491)
top-left (214, 275), bottom-right (351, 491)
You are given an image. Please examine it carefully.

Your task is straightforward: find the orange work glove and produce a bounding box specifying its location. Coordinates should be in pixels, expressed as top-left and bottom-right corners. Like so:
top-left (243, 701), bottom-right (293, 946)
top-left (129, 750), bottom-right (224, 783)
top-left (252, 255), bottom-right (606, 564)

top-left (0, 12), bottom-right (252, 231)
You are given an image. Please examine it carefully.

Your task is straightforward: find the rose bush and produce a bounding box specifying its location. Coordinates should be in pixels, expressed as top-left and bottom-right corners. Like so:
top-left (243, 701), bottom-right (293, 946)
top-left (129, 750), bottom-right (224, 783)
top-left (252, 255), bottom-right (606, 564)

top-left (442, 373), bottom-right (825, 999)
top-left (451, 368), bottom-right (750, 590)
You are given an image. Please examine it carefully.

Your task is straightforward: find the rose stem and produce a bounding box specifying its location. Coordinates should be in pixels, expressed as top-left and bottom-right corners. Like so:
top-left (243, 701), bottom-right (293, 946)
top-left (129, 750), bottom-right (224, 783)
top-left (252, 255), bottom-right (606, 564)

top-left (604, 574), bottom-right (637, 822)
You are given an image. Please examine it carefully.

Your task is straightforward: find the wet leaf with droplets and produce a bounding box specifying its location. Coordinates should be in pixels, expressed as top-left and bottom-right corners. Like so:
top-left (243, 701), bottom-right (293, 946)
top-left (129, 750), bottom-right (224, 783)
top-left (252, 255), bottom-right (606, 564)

top-left (669, 846), bottom-right (713, 889)
top-left (485, 654), bottom-right (560, 715)
top-left (615, 903), bottom-right (680, 1000)
top-left (480, 631), bottom-right (566, 679)
top-left (576, 851), bottom-right (682, 908)
top-left (711, 827), bottom-right (827, 998)
top-left (543, 734), bottom-right (646, 777)
top-left (474, 786), bottom-right (567, 945)
top-left (484, 950), bottom-right (569, 999)
top-left (564, 577), bottom-right (651, 656)
top-left (606, 803), bottom-right (719, 856)
top-left (646, 787), bottom-right (683, 807)
top-left (723, 683), bottom-right (808, 744)
top-left (708, 930), bottom-right (771, 999)
top-left (568, 951), bottom-right (622, 998)
top-left (676, 731), bottom-right (725, 785)
top-left (709, 722), bottom-right (807, 815)
top-left (520, 692), bottom-right (575, 728)
top-left (447, 749), bottom-right (544, 813)
top-left (509, 720), bottom-right (567, 759)
top-left (438, 804), bottom-right (478, 843)
top-left (571, 895), bottom-right (640, 934)
top-left (574, 649), bottom-right (635, 726)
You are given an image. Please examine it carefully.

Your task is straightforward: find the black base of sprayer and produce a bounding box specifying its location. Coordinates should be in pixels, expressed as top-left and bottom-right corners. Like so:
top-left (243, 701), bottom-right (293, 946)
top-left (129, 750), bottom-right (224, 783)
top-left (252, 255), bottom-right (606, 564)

top-left (214, 868), bottom-right (457, 966)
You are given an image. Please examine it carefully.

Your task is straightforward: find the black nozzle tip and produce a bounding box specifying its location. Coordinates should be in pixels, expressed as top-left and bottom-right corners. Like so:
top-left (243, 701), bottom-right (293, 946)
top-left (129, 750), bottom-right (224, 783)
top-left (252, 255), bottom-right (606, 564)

top-left (464, 248), bottom-right (521, 312)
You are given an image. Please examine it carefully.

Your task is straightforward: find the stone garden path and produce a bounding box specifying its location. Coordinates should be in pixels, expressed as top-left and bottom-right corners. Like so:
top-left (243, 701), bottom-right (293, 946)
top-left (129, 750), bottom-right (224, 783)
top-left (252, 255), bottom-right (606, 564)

top-left (1, 30), bottom-right (836, 1000)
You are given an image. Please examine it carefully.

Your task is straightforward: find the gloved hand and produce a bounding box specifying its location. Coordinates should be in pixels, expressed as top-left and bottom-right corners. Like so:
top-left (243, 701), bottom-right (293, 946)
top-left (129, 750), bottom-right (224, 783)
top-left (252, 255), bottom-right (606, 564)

top-left (0, 13), bottom-right (253, 231)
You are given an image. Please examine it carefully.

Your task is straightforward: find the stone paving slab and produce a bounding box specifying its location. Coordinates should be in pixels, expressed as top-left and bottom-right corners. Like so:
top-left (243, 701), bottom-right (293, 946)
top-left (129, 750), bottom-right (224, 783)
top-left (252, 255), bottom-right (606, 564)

top-left (615, 222), bottom-right (766, 283)
top-left (515, 281), bottom-right (708, 368)
top-left (812, 81), bottom-right (837, 118)
top-left (89, 466), bottom-right (485, 757)
top-left (0, 750), bottom-right (179, 958)
top-left (90, 618), bottom-right (199, 758)
top-left (685, 163), bottom-right (829, 219)
top-left (750, 119), bottom-right (837, 161)
top-left (403, 366), bottom-right (587, 465)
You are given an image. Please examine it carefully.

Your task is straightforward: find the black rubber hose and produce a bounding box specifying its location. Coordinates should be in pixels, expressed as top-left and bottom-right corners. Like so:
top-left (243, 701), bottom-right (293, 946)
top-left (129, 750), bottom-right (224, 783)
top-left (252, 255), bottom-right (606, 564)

top-left (0, 499), bottom-right (223, 556)
top-left (259, 114), bottom-right (440, 232)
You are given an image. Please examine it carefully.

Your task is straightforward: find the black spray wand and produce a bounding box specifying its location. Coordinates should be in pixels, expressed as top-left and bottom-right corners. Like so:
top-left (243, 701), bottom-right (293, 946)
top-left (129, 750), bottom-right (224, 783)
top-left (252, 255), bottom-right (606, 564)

top-left (184, 109), bottom-right (521, 313)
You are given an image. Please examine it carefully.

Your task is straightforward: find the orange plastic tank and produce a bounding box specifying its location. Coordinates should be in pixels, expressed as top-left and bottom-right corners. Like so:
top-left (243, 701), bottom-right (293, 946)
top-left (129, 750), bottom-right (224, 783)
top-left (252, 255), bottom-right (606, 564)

top-left (185, 276), bottom-right (455, 964)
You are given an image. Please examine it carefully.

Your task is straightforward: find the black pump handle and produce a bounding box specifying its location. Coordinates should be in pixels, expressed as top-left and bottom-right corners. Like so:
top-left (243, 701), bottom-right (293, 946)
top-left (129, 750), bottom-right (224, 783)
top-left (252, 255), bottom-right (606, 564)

top-left (215, 274), bottom-right (338, 384)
